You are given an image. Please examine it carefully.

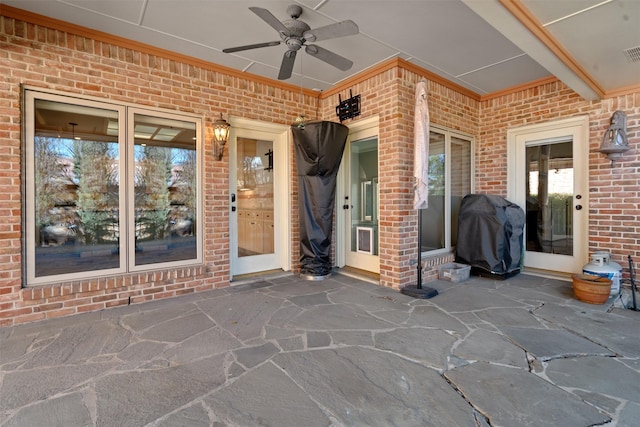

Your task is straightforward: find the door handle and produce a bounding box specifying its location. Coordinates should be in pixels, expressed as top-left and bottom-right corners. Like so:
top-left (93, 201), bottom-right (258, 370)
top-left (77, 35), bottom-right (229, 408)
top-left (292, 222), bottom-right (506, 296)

top-left (576, 205), bottom-right (582, 210)
top-left (231, 193), bottom-right (236, 203)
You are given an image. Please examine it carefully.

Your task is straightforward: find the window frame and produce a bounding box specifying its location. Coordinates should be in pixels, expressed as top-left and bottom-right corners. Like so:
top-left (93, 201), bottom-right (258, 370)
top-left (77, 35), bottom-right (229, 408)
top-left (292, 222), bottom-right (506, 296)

top-left (421, 125), bottom-right (474, 256)
top-left (23, 88), bottom-right (203, 286)
top-left (127, 107), bottom-right (203, 273)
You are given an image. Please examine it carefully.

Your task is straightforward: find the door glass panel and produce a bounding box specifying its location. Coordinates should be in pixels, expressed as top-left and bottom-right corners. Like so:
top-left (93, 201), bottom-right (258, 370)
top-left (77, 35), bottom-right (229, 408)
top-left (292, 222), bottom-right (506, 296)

top-left (33, 100), bottom-right (121, 276)
top-left (421, 131), bottom-right (445, 251)
top-left (525, 141), bottom-right (573, 255)
top-left (451, 136), bottom-right (471, 247)
top-left (236, 137), bottom-right (274, 257)
top-left (350, 137), bottom-right (378, 255)
top-left (134, 114), bottom-right (197, 265)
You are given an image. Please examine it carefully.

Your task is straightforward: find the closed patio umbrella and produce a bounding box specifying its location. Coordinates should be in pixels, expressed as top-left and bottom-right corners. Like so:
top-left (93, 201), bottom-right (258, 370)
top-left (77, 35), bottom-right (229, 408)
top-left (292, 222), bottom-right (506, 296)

top-left (413, 78), bottom-right (429, 210)
top-left (402, 78), bottom-right (438, 299)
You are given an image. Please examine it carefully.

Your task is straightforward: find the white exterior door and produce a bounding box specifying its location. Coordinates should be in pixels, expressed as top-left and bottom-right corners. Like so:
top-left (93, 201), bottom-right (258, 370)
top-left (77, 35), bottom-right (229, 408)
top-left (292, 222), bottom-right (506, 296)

top-left (229, 118), bottom-right (290, 277)
top-left (507, 116), bottom-right (589, 275)
top-left (337, 116), bottom-right (380, 274)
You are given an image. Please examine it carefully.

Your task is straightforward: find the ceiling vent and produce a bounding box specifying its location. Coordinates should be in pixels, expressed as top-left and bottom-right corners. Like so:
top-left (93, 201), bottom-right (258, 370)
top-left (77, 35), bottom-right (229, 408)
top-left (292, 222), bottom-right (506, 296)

top-left (623, 46), bottom-right (640, 63)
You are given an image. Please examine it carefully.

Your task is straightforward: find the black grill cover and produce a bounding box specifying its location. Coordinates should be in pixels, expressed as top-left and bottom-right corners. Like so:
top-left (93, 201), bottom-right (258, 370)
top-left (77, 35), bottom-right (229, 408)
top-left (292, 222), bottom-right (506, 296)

top-left (455, 194), bottom-right (525, 278)
top-left (292, 121), bottom-right (349, 276)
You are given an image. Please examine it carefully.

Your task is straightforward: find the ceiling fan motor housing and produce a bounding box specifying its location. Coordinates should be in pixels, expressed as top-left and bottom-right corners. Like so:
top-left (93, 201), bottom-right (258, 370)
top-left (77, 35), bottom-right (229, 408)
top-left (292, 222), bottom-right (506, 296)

top-left (281, 19), bottom-right (310, 51)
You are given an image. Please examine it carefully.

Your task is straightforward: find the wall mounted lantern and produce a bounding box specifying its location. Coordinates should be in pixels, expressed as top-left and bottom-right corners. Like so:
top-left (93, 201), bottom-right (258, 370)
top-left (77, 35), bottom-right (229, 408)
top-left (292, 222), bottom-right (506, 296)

top-left (599, 110), bottom-right (629, 165)
top-left (212, 113), bottom-right (231, 160)
top-left (69, 122), bottom-right (81, 140)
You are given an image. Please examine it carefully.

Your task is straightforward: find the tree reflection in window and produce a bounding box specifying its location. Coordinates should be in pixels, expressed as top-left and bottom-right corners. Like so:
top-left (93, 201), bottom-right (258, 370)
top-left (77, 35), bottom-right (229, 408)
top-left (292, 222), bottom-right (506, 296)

top-left (133, 114), bottom-right (197, 266)
top-left (74, 140), bottom-right (120, 245)
top-left (27, 93), bottom-right (201, 283)
top-left (33, 122), bottom-right (121, 276)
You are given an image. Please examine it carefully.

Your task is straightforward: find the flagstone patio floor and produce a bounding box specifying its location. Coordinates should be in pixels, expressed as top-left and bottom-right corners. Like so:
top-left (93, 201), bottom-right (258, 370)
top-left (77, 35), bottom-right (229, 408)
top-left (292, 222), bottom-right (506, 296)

top-left (1, 272), bottom-right (639, 426)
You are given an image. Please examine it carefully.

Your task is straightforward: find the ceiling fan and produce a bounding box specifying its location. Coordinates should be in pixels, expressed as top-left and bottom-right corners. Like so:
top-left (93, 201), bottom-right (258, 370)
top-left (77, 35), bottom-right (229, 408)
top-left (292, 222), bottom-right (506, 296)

top-left (222, 5), bottom-right (359, 80)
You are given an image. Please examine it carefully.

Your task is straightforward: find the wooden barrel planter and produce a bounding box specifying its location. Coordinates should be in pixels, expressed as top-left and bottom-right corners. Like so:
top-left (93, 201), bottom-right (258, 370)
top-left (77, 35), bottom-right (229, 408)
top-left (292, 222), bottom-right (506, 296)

top-left (572, 274), bottom-right (613, 304)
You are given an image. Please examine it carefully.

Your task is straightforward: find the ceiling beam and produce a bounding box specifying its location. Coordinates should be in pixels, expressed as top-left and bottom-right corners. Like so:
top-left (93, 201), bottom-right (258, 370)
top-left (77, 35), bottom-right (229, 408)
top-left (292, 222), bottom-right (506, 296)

top-left (462, 0), bottom-right (604, 101)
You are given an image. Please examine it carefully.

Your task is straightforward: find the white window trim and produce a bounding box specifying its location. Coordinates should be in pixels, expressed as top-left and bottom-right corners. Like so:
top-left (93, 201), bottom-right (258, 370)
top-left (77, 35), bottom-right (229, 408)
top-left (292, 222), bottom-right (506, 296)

top-left (23, 87), bottom-right (203, 286)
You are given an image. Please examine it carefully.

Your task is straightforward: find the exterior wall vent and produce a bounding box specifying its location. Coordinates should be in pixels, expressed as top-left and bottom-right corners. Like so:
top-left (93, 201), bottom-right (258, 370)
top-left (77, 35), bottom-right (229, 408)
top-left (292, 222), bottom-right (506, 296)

top-left (623, 46), bottom-right (640, 63)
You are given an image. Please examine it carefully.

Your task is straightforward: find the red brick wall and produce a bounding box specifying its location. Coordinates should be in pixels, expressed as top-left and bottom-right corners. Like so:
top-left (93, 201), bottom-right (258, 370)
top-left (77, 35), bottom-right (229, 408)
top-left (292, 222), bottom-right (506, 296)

top-left (0, 9), bottom-right (481, 326)
top-left (1, 10), bottom-right (483, 326)
top-left (478, 80), bottom-right (640, 273)
top-left (321, 67), bottom-right (479, 288)
top-left (0, 14), bottom-right (311, 326)
top-left (5, 10), bottom-right (636, 326)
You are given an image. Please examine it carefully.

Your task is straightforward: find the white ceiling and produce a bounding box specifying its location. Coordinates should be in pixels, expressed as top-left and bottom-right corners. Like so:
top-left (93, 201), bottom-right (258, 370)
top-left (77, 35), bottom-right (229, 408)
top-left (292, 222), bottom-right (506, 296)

top-left (3, 0), bottom-right (639, 99)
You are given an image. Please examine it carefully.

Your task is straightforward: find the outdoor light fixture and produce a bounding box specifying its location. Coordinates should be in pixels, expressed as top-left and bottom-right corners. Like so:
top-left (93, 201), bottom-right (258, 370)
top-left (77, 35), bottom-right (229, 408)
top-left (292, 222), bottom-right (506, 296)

top-left (212, 113), bottom-right (231, 160)
top-left (69, 122), bottom-right (81, 140)
top-left (599, 110), bottom-right (629, 165)
top-left (295, 114), bottom-right (307, 129)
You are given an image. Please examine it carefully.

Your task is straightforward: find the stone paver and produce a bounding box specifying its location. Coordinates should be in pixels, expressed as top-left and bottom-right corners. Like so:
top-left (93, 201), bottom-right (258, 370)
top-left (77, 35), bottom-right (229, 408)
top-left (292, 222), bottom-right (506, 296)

top-left (445, 362), bottom-right (610, 426)
top-left (534, 303), bottom-right (640, 356)
top-left (545, 356), bottom-right (640, 403)
top-left (374, 327), bottom-right (457, 370)
top-left (501, 327), bottom-right (615, 360)
top-left (452, 328), bottom-right (529, 369)
top-left (271, 346), bottom-right (477, 426)
top-left (1, 273), bottom-right (639, 426)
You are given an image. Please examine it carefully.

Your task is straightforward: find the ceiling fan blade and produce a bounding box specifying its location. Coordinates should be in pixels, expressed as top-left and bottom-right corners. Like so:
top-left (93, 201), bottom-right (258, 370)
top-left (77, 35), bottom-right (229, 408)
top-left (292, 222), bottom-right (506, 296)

top-left (249, 6), bottom-right (290, 36)
top-left (305, 45), bottom-right (353, 71)
top-left (278, 50), bottom-right (297, 80)
top-left (222, 41), bottom-right (281, 53)
top-left (303, 20), bottom-right (359, 42)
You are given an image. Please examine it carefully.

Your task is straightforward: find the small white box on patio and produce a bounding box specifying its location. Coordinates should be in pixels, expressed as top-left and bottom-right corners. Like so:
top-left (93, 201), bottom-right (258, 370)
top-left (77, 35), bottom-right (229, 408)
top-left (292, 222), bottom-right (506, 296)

top-left (438, 263), bottom-right (471, 282)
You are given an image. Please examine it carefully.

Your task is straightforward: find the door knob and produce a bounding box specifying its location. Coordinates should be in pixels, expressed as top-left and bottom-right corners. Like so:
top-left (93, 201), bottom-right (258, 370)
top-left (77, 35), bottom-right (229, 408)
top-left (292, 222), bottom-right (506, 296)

top-left (576, 205), bottom-right (582, 210)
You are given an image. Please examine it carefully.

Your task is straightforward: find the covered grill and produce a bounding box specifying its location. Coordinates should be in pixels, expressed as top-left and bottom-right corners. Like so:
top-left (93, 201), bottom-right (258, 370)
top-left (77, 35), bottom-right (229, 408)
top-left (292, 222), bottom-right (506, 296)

top-left (455, 194), bottom-right (525, 279)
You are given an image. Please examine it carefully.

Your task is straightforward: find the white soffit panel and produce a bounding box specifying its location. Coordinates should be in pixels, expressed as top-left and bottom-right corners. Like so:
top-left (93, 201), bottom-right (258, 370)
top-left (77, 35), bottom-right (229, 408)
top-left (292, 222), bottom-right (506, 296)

top-left (462, 0), bottom-right (601, 100)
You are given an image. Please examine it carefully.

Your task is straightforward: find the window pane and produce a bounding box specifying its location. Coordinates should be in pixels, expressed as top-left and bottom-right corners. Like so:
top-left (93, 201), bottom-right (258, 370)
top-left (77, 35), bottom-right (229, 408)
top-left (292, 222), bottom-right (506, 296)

top-left (236, 137), bottom-right (274, 257)
top-left (419, 130), bottom-right (472, 253)
top-left (350, 137), bottom-right (378, 255)
top-left (134, 114), bottom-right (198, 266)
top-left (525, 141), bottom-right (573, 255)
top-left (420, 131), bottom-right (445, 251)
top-left (451, 136), bottom-right (471, 246)
top-left (33, 100), bottom-right (121, 276)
